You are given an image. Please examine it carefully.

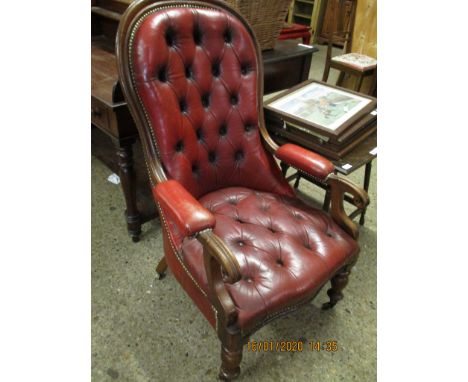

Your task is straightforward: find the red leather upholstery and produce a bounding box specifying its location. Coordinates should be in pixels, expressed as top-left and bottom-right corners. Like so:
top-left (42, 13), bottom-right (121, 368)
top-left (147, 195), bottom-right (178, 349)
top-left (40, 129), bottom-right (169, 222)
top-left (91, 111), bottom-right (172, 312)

top-left (180, 187), bottom-right (358, 331)
top-left (127, 3), bottom-right (359, 335)
top-left (153, 180), bottom-right (215, 241)
top-left (131, 6), bottom-right (293, 199)
top-left (276, 143), bottom-right (335, 181)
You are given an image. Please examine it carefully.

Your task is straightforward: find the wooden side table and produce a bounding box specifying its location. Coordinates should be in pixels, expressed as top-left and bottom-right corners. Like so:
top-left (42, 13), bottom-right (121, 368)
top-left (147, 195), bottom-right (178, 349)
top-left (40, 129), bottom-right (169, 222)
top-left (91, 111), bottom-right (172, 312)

top-left (92, 37), bottom-right (148, 242)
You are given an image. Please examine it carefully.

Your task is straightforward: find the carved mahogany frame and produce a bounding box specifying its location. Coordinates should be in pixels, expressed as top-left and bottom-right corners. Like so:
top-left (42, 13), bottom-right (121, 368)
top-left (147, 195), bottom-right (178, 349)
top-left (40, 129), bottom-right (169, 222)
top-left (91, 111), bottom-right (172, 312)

top-left (116, 0), bottom-right (369, 379)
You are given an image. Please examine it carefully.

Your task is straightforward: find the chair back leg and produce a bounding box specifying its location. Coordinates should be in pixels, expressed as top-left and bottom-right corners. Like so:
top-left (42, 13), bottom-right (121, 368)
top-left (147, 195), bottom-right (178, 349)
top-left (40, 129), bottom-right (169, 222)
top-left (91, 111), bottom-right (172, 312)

top-left (322, 263), bottom-right (354, 310)
top-left (156, 257), bottom-right (167, 279)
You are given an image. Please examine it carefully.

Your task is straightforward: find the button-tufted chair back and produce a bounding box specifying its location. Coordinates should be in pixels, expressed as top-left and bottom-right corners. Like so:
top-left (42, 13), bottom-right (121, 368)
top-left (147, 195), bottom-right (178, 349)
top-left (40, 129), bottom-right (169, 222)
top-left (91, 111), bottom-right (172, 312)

top-left (122, 0), bottom-right (292, 198)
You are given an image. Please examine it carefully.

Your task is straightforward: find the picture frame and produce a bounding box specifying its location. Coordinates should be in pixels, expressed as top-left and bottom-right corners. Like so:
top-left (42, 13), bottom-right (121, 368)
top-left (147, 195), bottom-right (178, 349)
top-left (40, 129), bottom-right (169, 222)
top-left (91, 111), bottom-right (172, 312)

top-left (264, 80), bottom-right (377, 140)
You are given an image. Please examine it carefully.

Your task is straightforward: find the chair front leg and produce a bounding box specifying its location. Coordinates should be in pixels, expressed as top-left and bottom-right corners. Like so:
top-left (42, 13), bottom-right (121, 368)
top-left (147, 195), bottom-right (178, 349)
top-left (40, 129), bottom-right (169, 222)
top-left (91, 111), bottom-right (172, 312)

top-left (198, 231), bottom-right (243, 380)
top-left (219, 331), bottom-right (243, 380)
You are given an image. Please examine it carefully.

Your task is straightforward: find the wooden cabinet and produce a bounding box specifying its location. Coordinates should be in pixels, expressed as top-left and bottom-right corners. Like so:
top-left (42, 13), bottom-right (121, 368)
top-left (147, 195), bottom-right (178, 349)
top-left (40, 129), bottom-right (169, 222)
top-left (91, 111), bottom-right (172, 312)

top-left (316, 0), bottom-right (355, 46)
top-left (287, 0), bottom-right (322, 39)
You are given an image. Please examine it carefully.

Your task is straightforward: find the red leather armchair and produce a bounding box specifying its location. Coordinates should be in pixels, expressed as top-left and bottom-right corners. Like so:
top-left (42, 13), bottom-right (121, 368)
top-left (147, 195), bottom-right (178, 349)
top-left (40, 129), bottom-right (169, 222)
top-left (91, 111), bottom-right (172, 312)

top-left (116, 1), bottom-right (369, 379)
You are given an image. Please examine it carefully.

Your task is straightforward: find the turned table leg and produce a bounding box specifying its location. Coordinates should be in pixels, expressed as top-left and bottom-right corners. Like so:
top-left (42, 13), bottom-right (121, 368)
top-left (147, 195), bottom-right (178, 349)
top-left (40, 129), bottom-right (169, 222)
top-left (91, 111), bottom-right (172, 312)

top-left (115, 137), bottom-right (142, 242)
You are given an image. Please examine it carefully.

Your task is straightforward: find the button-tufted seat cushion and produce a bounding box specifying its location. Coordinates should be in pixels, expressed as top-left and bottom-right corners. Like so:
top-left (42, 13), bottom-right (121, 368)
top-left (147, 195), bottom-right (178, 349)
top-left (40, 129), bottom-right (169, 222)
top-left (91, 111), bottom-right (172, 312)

top-left (179, 187), bottom-right (358, 331)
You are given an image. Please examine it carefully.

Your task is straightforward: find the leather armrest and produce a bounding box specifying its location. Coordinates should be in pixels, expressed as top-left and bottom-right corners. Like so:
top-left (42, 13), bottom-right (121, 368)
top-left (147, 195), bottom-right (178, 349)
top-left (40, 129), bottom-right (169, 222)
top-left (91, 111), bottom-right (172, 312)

top-left (152, 180), bottom-right (215, 237)
top-left (275, 143), bottom-right (335, 181)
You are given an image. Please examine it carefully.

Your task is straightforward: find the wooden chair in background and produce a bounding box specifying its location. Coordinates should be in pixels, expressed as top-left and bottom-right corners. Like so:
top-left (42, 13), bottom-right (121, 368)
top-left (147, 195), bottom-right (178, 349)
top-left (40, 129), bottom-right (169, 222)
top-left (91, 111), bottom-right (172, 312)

top-left (321, 0), bottom-right (377, 94)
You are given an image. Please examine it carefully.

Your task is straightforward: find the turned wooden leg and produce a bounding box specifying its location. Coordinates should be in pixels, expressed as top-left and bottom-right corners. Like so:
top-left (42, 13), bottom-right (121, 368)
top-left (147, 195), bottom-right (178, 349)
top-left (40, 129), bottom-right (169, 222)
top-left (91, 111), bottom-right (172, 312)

top-left (116, 137), bottom-right (142, 243)
top-left (217, 326), bottom-right (243, 381)
top-left (219, 344), bottom-right (242, 381)
top-left (156, 257), bottom-right (167, 279)
top-left (322, 265), bottom-right (353, 310)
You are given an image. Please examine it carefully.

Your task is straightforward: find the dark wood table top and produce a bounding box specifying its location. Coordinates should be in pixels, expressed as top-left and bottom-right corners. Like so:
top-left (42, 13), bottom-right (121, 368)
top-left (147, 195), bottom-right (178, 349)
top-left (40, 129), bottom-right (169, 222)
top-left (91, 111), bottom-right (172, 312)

top-left (262, 40), bottom-right (318, 63)
top-left (332, 131), bottom-right (376, 175)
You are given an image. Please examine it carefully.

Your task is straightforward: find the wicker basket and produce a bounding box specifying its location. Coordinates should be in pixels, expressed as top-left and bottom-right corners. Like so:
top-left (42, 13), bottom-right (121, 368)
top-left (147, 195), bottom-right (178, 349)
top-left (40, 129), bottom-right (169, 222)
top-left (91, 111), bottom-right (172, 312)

top-left (224, 0), bottom-right (291, 50)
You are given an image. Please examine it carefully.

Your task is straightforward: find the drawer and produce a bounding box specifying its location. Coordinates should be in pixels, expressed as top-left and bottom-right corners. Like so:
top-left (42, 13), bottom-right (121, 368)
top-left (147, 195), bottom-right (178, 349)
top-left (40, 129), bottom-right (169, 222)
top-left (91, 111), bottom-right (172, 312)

top-left (91, 98), bottom-right (109, 130)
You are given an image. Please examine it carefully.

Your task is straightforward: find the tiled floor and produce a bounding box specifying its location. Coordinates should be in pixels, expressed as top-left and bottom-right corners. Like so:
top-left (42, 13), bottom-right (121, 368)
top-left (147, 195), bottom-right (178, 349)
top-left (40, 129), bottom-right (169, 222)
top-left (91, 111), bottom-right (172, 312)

top-left (92, 41), bottom-right (376, 382)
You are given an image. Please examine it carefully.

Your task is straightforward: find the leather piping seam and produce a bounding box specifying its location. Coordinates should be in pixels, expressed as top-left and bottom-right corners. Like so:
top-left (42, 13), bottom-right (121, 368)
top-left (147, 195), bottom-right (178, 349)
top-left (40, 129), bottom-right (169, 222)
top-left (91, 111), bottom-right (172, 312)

top-left (244, 301), bottom-right (308, 336)
top-left (155, 200), bottom-right (219, 331)
top-left (142, 156), bottom-right (155, 188)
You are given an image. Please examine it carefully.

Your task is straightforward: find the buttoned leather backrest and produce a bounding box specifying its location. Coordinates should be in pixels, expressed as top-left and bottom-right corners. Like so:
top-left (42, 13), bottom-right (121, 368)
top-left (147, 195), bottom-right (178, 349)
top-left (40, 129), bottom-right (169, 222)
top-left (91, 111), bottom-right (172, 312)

top-left (128, 2), bottom-right (292, 198)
